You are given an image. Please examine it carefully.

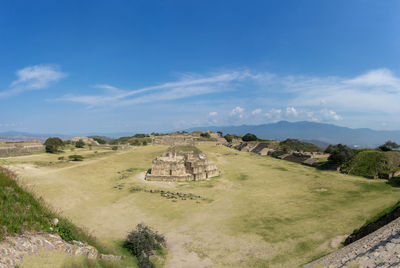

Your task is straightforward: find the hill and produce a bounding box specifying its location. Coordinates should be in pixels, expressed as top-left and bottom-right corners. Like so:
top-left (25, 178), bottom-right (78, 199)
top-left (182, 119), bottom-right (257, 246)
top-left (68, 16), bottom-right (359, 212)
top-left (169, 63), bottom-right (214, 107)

top-left (186, 121), bottom-right (400, 148)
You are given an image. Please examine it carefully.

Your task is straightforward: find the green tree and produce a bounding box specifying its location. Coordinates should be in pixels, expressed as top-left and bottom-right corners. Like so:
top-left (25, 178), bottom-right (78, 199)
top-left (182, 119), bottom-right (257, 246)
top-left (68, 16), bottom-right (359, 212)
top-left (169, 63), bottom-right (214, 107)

top-left (326, 144), bottom-right (355, 165)
top-left (200, 132), bottom-right (211, 138)
top-left (44, 137), bottom-right (64, 153)
top-left (92, 137), bottom-right (106, 144)
top-left (378, 141), bottom-right (400, 152)
top-left (224, 134), bottom-right (233, 143)
top-left (123, 224), bottom-right (165, 268)
top-left (75, 139), bottom-right (85, 148)
top-left (242, 133), bottom-right (257, 142)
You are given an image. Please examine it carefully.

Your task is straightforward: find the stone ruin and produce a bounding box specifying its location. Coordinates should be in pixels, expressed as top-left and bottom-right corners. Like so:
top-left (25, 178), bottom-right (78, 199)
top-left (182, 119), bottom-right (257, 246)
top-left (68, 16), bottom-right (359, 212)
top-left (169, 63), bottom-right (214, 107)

top-left (145, 146), bottom-right (219, 182)
top-left (0, 140), bottom-right (44, 156)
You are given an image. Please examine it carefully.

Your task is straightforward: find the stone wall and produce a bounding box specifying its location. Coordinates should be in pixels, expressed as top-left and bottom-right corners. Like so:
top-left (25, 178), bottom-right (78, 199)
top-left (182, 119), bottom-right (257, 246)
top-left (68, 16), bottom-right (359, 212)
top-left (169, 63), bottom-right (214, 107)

top-left (0, 141), bottom-right (44, 156)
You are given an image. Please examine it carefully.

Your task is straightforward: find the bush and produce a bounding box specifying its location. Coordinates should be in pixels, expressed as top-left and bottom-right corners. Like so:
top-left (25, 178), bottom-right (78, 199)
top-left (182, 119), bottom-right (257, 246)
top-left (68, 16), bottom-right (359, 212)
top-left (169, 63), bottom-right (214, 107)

top-left (44, 137), bottom-right (64, 153)
top-left (378, 141), bottom-right (400, 152)
top-left (142, 141), bottom-right (148, 146)
top-left (224, 134), bottom-right (233, 143)
top-left (279, 138), bottom-right (321, 152)
top-left (58, 156), bottom-right (64, 160)
top-left (123, 224), bottom-right (165, 268)
top-left (92, 137), bottom-right (106, 144)
top-left (242, 133), bottom-right (257, 142)
top-left (130, 139), bottom-right (141, 146)
top-left (112, 146), bottom-right (118, 151)
top-left (200, 132), bottom-right (211, 139)
top-left (68, 155), bottom-right (84, 161)
top-left (75, 139), bottom-right (85, 148)
top-left (343, 150), bottom-right (400, 178)
top-left (326, 144), bottom-right (355, 166)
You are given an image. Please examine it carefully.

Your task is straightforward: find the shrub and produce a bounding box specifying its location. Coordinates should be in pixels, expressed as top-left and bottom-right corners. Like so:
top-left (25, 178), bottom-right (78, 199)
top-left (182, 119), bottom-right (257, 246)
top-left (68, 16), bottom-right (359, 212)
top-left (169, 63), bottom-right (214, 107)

top-left (326, 144), bottom-right (355, 166)
top-left (58, 156), bottom-right (64, 160)
top-left (75, 139), bottom-right (85, 148)
top-left (68, 155), bottom-right (84, 161)
top-left (142, 141), bottom-right (148, 146)
top-left (92, 137), bottom-right (106, 144)
top-left (224, 134), bottom-right (233, 143)
top-left (200, 132), bottom-right (211, 139)
top-left (131, 139), bottom-right (141, 146)
top-left (242, 133), bottom-right (257, 142)
top-left (123, 224), bottom-right (165, 268)
top-left (44, 137), bottom-right (64, 153)
top-left (378, 141), bottom-right (400, 152)
top-left (134, 134), bottom-right (149, 138)
top-left (343, 150), bottom-right (400, 178)
top-left (279, 139), bottom-right (321, 152)
top-left (112, 146), bottom-right (118, 151)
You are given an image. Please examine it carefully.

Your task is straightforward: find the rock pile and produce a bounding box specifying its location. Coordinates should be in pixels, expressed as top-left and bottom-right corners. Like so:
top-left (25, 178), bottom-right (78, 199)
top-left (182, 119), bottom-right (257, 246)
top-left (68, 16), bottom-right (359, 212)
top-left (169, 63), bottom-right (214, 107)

top-left (0, 232), bottom-right (120, 267)
top-left (130, 187), bottom-right (207, 202)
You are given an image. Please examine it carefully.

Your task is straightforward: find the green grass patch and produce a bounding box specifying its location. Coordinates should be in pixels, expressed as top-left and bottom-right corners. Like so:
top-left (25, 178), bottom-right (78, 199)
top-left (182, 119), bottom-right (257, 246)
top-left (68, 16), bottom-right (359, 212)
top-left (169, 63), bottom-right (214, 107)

top-left (0, 170), bottom-right (108, 254)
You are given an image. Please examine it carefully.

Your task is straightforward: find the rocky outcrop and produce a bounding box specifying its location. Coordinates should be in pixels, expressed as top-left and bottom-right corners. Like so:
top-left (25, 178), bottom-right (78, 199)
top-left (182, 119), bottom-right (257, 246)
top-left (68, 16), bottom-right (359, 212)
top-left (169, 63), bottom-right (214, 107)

top-left (146, 147), bottom-right (219, 182)
top-left (0, 232), bottom-right (121, 267)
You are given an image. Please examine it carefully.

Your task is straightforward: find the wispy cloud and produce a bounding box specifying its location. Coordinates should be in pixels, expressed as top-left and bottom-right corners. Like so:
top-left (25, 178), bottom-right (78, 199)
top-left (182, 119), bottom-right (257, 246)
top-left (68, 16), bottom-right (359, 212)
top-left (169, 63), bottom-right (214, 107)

top-left (51, 67), bottom-right (400, 128)
top-left (0, 64), bottom-right (67, 98)
top-left (55, 70), bottom-right (254, 107)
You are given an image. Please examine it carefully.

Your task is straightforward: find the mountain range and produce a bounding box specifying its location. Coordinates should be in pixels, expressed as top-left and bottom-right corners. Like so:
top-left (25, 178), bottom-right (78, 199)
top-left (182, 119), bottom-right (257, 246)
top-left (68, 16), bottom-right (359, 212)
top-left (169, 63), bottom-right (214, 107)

top-left (186, 121), bottom-right (400, 148)
top-left (1, 121), bottom-right (400, 148)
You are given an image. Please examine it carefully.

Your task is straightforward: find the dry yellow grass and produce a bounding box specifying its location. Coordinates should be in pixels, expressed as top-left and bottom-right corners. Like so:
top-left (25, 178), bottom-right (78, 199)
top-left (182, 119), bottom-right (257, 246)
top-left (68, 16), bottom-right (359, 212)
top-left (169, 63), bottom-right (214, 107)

top-left (4, 145), bottom-right (400, 267)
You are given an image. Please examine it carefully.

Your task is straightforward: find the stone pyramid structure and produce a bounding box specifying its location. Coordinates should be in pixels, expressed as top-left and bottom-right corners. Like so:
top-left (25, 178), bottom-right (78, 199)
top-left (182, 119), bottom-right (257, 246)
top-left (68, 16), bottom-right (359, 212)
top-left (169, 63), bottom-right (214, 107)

top-left (145, 146), bottom-right (219, 182)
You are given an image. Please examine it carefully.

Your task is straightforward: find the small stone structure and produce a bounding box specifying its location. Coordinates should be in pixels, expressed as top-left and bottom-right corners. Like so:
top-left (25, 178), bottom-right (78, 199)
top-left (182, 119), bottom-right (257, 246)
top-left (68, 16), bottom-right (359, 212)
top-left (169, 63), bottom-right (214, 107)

top-left (145, 146), bottom-right (219, 181)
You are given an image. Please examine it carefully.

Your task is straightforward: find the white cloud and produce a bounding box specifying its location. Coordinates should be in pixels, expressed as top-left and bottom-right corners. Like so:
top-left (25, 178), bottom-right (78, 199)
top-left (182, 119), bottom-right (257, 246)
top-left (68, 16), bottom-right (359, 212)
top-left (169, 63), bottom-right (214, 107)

top-left (230, 106), bottom-right (245, 118)
top-left (1, 64), bottom-right (66, 98)
top-left (321, 109), bottom-right (342, 121)
top-left (285, 107), bottom-right (298, 117)
top-left (209, 111), bottom-right (218, 116)
top-left (265, 108), bottom-right (282, 119)
top-left (55, 70), bottom-right (253, 107)
top-left (251, 108), bottom-right (262, 115)
top-left (344, 68), bottom-right (400, 88)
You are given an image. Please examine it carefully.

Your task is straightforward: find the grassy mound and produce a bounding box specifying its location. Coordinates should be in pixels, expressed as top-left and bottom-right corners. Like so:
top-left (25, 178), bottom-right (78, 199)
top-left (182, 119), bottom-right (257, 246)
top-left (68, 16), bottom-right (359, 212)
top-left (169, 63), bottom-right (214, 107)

top-left (0, 168), bottom-right (104, 252)
top-left (343, 150), bottom-right (400, 178)
top-left (278, 139), bottom-right (321, 152)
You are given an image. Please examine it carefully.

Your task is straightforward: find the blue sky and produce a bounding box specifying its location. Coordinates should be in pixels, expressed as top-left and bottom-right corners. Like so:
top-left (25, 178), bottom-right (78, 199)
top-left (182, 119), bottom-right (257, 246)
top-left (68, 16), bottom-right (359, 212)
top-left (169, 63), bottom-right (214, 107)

top-left (0, 0), bottom-right (399, 134)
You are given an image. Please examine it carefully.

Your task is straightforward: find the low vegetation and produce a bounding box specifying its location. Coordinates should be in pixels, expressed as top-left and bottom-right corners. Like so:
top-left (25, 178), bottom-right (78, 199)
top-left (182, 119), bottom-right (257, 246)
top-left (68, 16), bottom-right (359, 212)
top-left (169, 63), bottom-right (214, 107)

top-left (68, 154), bottom-right (84, 161)
top-left (343, 150), bottom-right (400, 178)
top-left (279, 138), bottom-right (321, 152)
top-left (111, 134), bottom-right (151, 146)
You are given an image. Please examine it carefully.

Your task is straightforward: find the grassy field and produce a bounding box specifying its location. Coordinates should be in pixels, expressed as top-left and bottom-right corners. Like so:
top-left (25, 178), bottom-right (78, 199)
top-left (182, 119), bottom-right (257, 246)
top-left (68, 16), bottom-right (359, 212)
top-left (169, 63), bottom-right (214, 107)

top-left (3, 145), bottom-right (400, 267)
